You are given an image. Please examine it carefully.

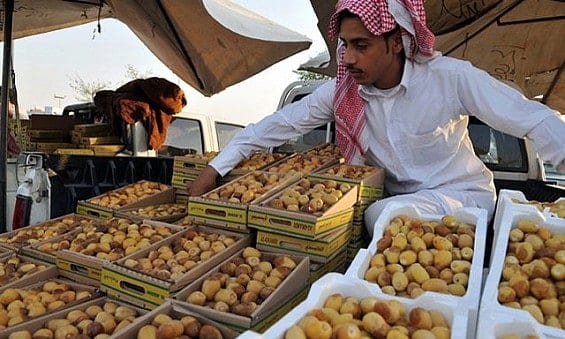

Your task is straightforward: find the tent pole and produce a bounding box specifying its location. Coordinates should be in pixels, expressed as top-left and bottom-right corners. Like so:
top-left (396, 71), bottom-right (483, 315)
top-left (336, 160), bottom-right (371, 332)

top-left (1, 0), bottom-right (15, 232)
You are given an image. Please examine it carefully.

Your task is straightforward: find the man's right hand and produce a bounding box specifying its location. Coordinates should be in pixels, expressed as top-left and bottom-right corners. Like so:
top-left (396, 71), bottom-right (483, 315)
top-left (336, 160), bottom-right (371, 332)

top-left (187, 165), bottom-right (220, 196)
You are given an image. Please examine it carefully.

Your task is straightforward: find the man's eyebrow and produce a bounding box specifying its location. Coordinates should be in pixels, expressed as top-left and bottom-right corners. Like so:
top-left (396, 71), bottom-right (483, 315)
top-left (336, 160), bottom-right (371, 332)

top-left (339, 36), bottom-right (373, 43)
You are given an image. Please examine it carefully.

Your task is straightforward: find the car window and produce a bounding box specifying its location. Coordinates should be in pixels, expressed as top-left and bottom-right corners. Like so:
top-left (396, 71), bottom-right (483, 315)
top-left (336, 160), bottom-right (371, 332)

top-left (468, 122), bottom-right (527, 172)
top-left (160, 118), bottom-right (204, 156)
top-left (216, 122), bottom-right (244, 151)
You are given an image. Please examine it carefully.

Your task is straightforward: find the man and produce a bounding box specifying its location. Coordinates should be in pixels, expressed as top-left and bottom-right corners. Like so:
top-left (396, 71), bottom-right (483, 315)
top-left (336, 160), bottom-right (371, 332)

top-left (188, 0), bottom-right (565, 236)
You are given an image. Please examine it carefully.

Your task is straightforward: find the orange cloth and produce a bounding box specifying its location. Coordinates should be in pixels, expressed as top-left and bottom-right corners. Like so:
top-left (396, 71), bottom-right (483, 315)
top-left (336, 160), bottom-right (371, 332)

top-left (94, 77), bottom-right (187, 150)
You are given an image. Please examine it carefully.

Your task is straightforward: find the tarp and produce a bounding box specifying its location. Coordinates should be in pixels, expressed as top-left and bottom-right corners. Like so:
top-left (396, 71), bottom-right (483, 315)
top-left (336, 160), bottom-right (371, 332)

top-left (1, 0), bottom-right (312, 96)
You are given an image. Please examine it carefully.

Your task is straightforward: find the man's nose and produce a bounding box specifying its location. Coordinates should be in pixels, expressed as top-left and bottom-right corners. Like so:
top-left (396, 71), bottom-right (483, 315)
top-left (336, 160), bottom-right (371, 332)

top-left (343, 47), bottom-right (356, 66)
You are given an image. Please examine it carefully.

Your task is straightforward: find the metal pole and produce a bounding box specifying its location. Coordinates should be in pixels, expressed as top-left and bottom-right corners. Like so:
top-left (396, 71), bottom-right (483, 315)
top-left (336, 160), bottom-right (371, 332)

top-left (1, 0), bottom-right (15, 232)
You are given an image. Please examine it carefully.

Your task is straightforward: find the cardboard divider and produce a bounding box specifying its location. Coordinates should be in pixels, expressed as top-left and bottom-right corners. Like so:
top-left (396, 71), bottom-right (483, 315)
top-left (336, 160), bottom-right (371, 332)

top-left (173, 248), bottom-right (310, 332)
top-left (23, 229), bottom-right (83, 264)
top-left (479, 206), bottom-right (565, 338)
top-left (100, 224), bottom-right (251, 308)
top-left (261, 152), bottom-right (341, 178)
top-left (345, 202), bottom-right (488, 339)
top-left (262, 273), bottom-right (468, 339)
top-left (117, 299), bottom-right (240, 338)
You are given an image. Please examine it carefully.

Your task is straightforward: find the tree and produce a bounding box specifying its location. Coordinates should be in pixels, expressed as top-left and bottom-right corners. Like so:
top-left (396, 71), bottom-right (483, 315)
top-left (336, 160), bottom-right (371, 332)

top-left (294, 70), bottom-right (332, 81)
top-left (67, 74), bottom-right (112, 102)
top-left (67, 65), bottom-right (154, 102)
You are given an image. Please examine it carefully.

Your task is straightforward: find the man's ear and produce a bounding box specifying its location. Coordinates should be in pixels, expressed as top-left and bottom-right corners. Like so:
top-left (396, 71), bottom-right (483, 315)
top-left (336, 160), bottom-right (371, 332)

top-left (392, 31), bottom-right (403, 54)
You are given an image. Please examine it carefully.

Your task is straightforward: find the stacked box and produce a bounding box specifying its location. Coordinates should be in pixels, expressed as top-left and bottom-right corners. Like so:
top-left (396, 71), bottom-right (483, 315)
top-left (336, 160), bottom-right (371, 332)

top-left (100, 224), bottom-right (250, 309)
top-left (174, 248), bottom-right (310, 333)
top-left (262, 273), bottom-right (469, 338)
top-left (76, 180), bottom-right (174, 218)
top-left (477, 203), bottom-right (565, 338)
top-left (248, 176), bottom-right (358, 269)
top-left (118, 299), bottom-right (239, 338)
top-left (172, 152), bottom-right (218, 197)
top-left (309, 163), bottom-right (385, 264)
top-left (345, 202), bottom-right (488, 339)
top-left (308, 247), bottom-right (347, 284)
top-left (188, 171), bottom-right (300, 232)
top-left (8, 118), bottom-right (29, 151)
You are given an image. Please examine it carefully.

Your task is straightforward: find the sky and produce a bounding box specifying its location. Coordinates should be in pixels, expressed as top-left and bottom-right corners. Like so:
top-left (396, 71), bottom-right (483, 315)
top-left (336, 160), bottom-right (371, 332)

top-left (3, 0), bottom-right (328, 124)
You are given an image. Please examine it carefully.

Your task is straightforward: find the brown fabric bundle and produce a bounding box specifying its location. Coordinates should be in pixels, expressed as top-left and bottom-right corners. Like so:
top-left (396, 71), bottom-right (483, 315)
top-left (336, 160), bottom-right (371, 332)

top-left (94, 77), bottom-right (187, 150)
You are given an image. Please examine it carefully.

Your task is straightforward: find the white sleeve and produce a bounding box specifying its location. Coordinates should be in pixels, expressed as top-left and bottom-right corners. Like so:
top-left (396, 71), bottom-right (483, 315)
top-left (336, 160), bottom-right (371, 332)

top-left (209, 80), bottom-right (336, 176)
top-left (527, 114), bottom-right (565, 170)
top-left (456, 61), bottom-right (565, 168)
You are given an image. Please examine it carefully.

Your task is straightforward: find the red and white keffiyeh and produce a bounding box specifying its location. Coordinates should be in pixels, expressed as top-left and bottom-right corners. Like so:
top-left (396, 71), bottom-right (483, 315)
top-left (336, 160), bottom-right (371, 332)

top-left (329, 0), bottom-right (436, 163)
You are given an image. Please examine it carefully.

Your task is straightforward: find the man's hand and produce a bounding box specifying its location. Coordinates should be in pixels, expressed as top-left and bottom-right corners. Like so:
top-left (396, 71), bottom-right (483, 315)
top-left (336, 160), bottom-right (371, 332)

top-left (187, 165), bottom-right (220, 196)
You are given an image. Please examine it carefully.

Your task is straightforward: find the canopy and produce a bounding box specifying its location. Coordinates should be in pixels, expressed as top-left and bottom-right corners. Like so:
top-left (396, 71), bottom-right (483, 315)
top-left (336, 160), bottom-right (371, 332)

top-left (1, 0), bottom-right (312, 96)
top-left (302, 0), bottom-right (564, 112)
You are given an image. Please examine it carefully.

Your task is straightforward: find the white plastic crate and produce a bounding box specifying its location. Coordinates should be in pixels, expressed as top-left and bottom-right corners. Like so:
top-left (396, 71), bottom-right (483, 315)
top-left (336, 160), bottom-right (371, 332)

top-left (262, 272), bottom-right (468, 339)
top-left (346, 202), bottom-right (488, 339)
top-left (479, 205), bottom-right (565, 339)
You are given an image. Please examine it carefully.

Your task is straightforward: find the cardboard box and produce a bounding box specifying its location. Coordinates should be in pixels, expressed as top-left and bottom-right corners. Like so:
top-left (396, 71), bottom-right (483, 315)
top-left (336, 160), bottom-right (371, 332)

top-left (55, 219), bottom-right (183, 282)
top-left (301, 143), bottom-right (343, 161)
top-left (171, 171), bottom-right (199, 190)
top-left (87, 144), bottom-right (125, 155)
top-left (114, 202), bottom-right (188, 224)
top-left (310, 163), bottom-right (384, 202)
top-left (173, 153), bottom-right (218, 175)
top-left (73, 123), bottom-right (112, 134)
top-left (309, 248), bottom-right (347, 284)
top-left (28, 129), bottom-right (69, 139)
top-left (0, 270), bottom-right (101, 332)
top-left (76, 180), bottom-right (174, 218)
top-left (345, 203), bottom-right (488, 339)
top-left (255, 225), bottom-right (350, 263)
top-left (53, 148), bottom-right (95, 155)
top-left (262, 273), bottom-right (468, 339)
top-left (174, 249), bottom-right (310, 332)
top-left (227, 151), bottom-right (290, 178)
top-left (100, 225), bottom-right (250, 308)
top-left (79, 135), bottom-right (121, 145)
top-left (0, 296), bottom-right (148, 338)
top-left (188, 171), bottom-right (300, 232)
top-left (117, 299), bottom-right (240, 338)
top-left (247, 182), bottom-right (357, 239)
top-left (478, 205), bottom-right (565, 338)
top-left (0, 253), bottom-right (56, 289)
top-left (30, 115), bottom-right (88, 131)
top-left (0, 213), bottom-right (100, 251)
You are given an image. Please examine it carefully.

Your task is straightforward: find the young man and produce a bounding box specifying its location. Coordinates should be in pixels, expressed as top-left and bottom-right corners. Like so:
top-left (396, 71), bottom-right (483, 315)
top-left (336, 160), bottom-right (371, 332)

top-left (188, 0), bottom-right (564, 236)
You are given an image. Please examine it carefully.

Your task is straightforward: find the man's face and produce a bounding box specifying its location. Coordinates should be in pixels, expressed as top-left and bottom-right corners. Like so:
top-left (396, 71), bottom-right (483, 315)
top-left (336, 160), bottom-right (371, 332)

top-left (339, 16), bottom-right (403, 89)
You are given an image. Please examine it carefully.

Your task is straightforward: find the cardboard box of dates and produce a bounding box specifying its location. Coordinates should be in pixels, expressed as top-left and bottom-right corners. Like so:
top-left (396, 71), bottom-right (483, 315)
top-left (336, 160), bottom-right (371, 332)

top-left (0, 270), bottom-right (100, 333)
top-left (76, 180), bottom-right (174, 219)
top-left (477, 204), bottom-right (565, 338)
top-left (0, 213), bottom-right (100, 252)
top-left (114, 202), bottom-right (188, 224)
top-left (188, 171), bottom-right (301, 232)
top-left (36, 218), bottom-right (183, 284)
top-left (118, 299), bottom-right (239, 338)
top-left (1, 296), bottom-right (148, 338)
top-left (100, 223), bottom-right (250, 309)
top-left (262, 273), bottom-right (468, 339)
top-left (345, 202), bottom-right (488, 339)
top-left (174, 247), bottom-right (310, 332)
top-left (247, 176), bottom-right (358, 239)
